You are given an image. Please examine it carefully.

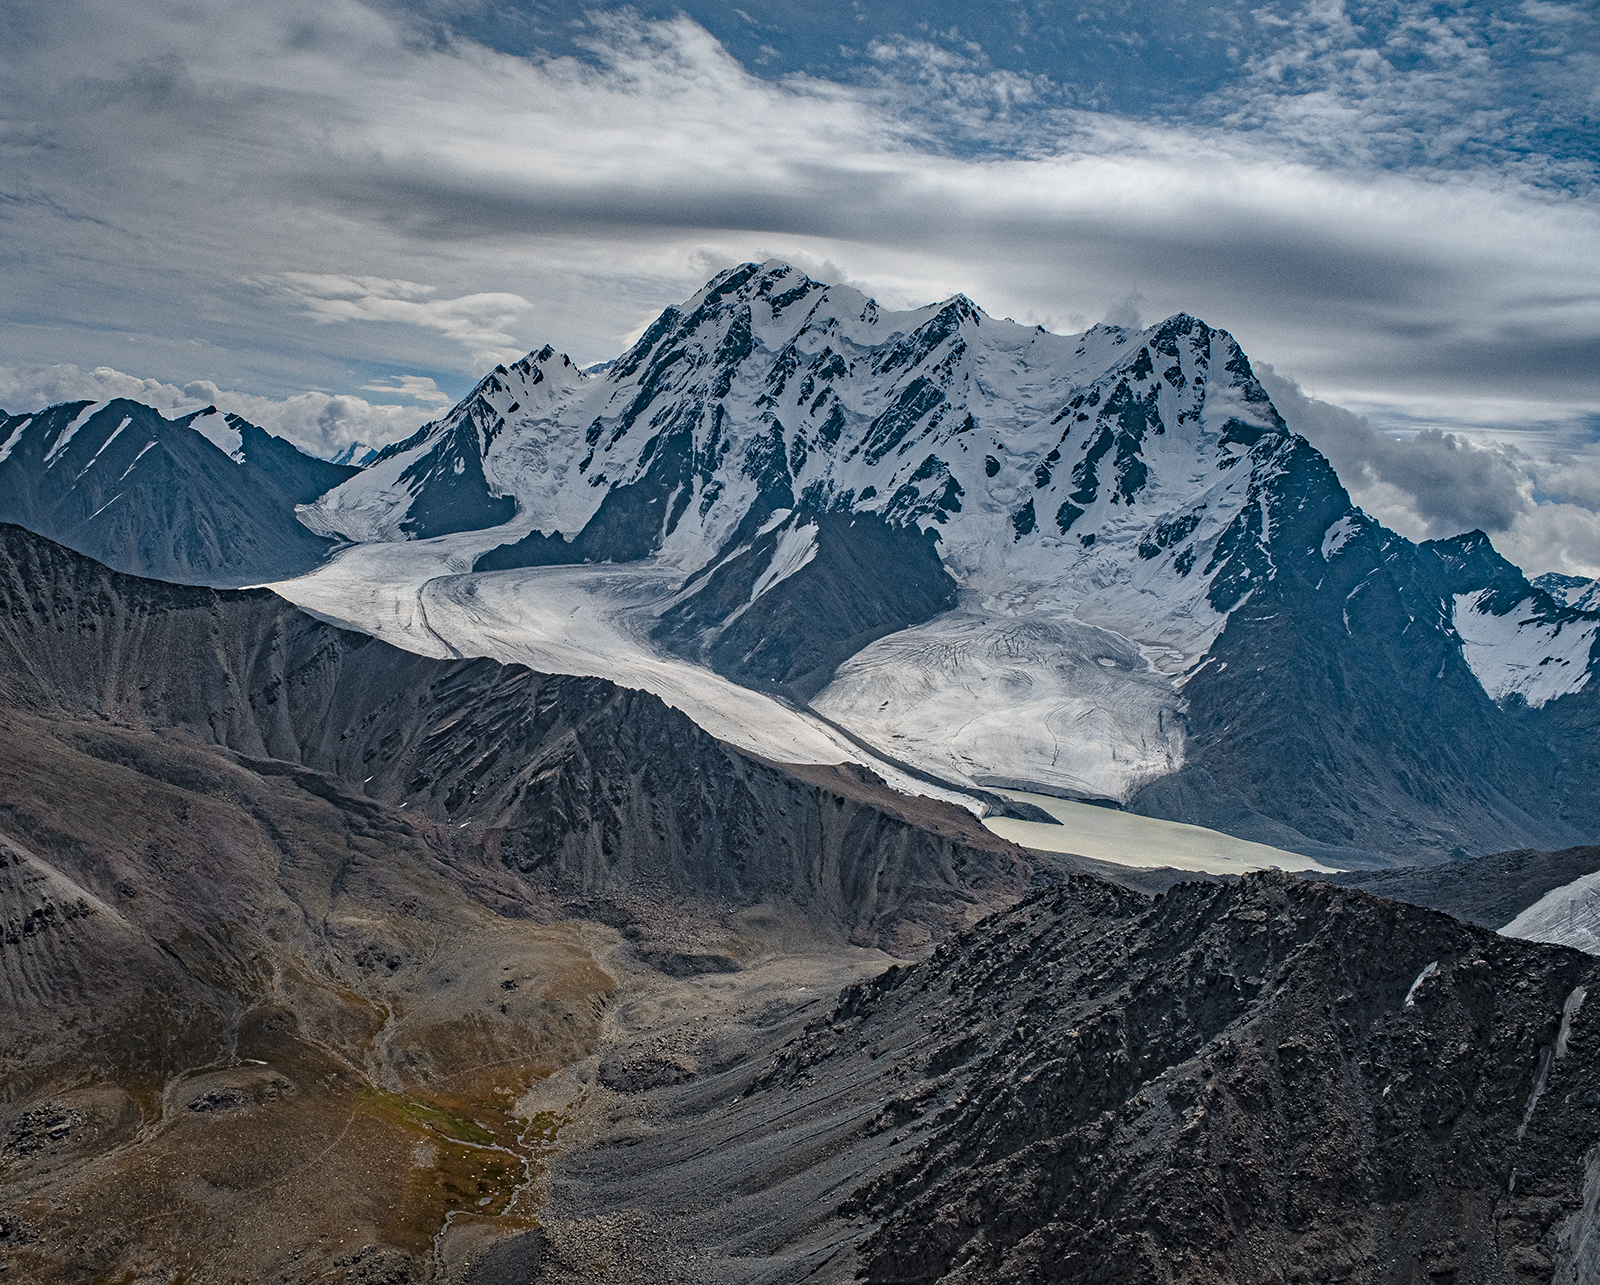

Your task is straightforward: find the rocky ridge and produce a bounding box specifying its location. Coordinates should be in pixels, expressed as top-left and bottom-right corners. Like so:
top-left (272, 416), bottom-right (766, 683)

top-left (0, 399), bottom-right (357, 584)
top-left (0, 523), bottom-right (1032, 948)
top-left (527, 873), bottom-right (1600, 1284)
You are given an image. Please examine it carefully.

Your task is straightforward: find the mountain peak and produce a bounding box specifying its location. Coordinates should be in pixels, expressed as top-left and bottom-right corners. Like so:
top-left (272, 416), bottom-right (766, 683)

top-left (308, 266), bottom-right (1308, 582)
top-left (932, 292), bottom-right (984, 324)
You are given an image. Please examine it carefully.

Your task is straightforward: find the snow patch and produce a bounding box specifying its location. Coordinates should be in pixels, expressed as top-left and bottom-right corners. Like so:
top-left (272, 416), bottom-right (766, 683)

top-left (1321, 515), bottom-right (1359, 561)
top-left (86, 492), bottom-right (125, 521)
top-left (1558, 986), bottom-right (1586, 1059)
top-left (0, 417), bottom-right (31, 464)
top-left (1502, 871), bottom-right (1600, 955)
top-left (43, 403), bottom-right (100, 466)
top-left (755, 508), bottom-right (793, 537)
top-left (1404, 961), bottom-right (1439, 1008)
top-left (1453, 589), bottom-right (1598, 707)
top-left (81, 417), bottom-right (133, 471)
top-left (750, 521), bottom-right (817, 602)
top-left (118, 441), bottom-right (158, 481)
top-left (191, 412), bottom-right (243, 461)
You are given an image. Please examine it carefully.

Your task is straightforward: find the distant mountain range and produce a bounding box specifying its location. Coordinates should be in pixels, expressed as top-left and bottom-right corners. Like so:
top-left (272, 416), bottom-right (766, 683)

top-left (0, 398), bottom-right (357, 585)
top-left (3, 262), bottom-right (1597, 867)
top-left (297, 262), bottom-right (1599, 865)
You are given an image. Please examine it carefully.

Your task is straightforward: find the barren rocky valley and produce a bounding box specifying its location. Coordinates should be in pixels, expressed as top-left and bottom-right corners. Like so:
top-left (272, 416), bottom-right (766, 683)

top-left (4, 519), bottom-right (1600, 1284)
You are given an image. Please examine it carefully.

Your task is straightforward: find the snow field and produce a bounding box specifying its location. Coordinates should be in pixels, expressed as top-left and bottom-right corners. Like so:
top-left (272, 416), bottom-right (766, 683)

top-left (810, 598), bottom-right (1186, 802)
top-left (1501, 871), bottom-right (1600, 955)
top-left (1453, 590), bottom-right (1598, 708)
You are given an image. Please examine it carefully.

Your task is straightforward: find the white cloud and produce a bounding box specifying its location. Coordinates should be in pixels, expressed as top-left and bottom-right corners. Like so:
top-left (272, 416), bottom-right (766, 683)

top-left (1211, 0), bottom-right (1599, 185)
top-left (274, 275), bottom-right (532, 369)
top-left (359, 373), bottom-right (452, 403)
top-left (1497, 502), bottom-right (1600, 580)
top-left (2, 1), bottom-right (1595, 402)
top-left (0, 363), bottom-right (433, 459)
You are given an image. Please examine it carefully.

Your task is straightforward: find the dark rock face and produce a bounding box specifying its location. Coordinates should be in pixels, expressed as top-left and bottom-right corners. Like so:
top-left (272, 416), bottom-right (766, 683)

top-left (0, 400), bottom-right (356, 585)
top-left (551, 873), bottom-right (1600, 1284)
top-left (843, 877), bottom-right (1600, 1284)
top-left (651, 510), bottom-right (959, 701)
top-left (1131, 450), bottom-right (1594, 865)
top-left (1327, 845), bottom-right (1600, 929)
top-left (0, 523), bottom-right (1030, 947)
top-left (1537, 659), bottom-right (1600, 844)
top-left (372, 390), bottom-right (516, 539)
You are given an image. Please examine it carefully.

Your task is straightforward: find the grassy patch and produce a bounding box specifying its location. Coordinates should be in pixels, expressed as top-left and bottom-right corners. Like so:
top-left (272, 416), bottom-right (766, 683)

top-left (355, 1088), bottom-right (495, 1146)
top-left (349, 1080), bottom-right (569, 1254)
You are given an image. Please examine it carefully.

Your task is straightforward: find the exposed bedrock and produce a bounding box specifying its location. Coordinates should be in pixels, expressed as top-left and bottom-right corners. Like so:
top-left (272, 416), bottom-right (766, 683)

top-left (0, 523), bottom-right (1031, 948)
top-left (536, 873), bottom-right (1600, 1285)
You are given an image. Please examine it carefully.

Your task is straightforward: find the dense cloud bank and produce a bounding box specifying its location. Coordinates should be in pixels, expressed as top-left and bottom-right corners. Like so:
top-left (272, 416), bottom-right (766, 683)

top-left (0, 0), bottom-right (1596, 568)
top-left (1264, 369), bottom-right (1600, 577)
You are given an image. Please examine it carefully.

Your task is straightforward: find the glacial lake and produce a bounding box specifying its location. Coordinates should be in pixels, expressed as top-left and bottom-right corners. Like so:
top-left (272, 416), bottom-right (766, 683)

top-left (982, 791), bottom-right (1340, 875)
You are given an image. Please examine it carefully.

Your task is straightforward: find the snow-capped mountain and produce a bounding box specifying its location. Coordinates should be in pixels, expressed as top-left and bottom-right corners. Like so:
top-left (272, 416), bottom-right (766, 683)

top-left (1535, 571), bottom-right (1600, 614)
top-left (0, 398), bottom-right (358, 584)
top-left (292, 261), bottom-right (1600, 864)
top-left (329, 441), bottom-right (380, 468)
top-left (302, 260), bottom-right (1325, 759)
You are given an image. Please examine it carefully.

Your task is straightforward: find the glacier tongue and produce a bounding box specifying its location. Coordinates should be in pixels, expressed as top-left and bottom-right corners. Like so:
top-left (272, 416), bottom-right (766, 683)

top-left (810, 598), bottom-right (1186, 802)
top-left (267, 530), bottom-right (982, 811)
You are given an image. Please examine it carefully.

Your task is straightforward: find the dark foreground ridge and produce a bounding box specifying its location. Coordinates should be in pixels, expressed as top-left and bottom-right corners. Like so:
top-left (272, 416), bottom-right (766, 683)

top-left (530, 874), bottom-right (1600, 1284)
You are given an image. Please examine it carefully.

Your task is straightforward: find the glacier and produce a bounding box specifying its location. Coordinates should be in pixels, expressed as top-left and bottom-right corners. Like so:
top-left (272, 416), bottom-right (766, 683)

top-left (263, 260), bottom-right (1600, 863)
top-left (289, 261), bottom-right (1304, 805)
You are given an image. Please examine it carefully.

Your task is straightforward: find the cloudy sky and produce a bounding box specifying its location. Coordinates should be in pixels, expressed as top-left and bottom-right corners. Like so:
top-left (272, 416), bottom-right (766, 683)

top-left (2, 0), bottom-right (1598, 573)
